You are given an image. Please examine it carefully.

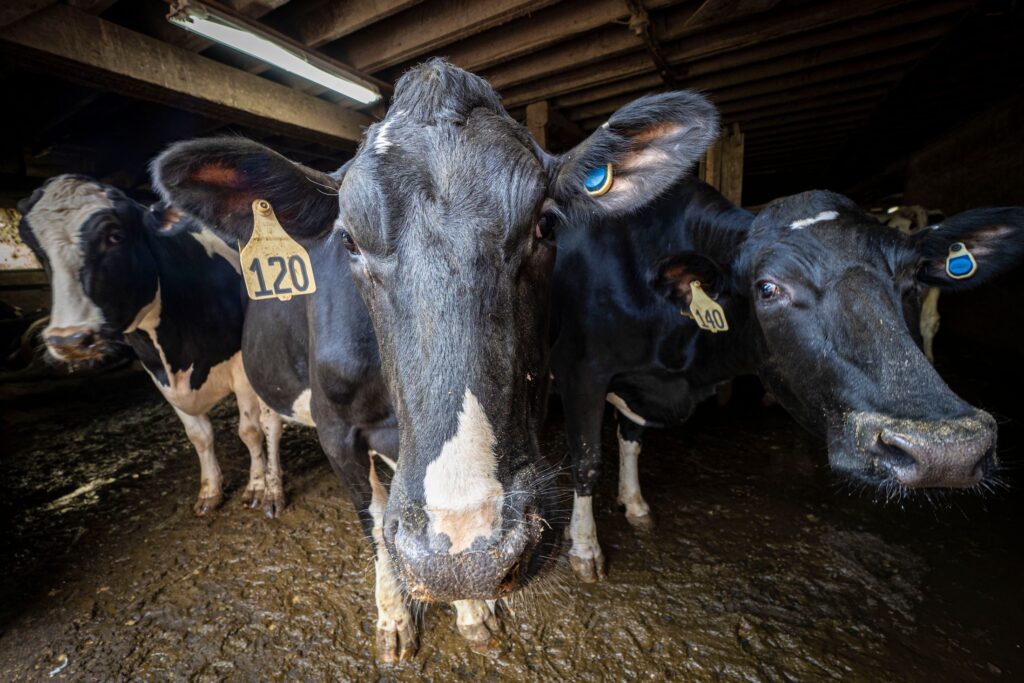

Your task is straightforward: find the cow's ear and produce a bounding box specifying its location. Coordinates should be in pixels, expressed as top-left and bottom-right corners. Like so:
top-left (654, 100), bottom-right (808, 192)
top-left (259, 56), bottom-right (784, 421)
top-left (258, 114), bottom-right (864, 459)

top-left (150, 137), bottom-right (340, 242)
top-left (551, 91), bottom-right (719, 216)
top-left (650, 252), bottom-right (728, 307)
top-left (912, 207), bottom-right (1024, 290)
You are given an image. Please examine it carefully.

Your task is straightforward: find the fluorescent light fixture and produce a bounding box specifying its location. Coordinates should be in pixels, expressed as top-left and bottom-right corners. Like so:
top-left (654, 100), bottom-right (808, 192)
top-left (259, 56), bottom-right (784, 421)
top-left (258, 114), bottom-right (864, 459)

top-left (887, 206), bottom-right (900, 214)
top-left (168, 2), bottom-right (380, 105)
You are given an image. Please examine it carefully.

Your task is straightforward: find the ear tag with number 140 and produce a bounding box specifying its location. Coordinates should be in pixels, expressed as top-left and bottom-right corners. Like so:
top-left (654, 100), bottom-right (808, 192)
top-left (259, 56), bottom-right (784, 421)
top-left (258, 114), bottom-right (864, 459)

top-left (688, 281), bottom-right (729, 333)
top-left (240, 199), bottom-right (317, 302)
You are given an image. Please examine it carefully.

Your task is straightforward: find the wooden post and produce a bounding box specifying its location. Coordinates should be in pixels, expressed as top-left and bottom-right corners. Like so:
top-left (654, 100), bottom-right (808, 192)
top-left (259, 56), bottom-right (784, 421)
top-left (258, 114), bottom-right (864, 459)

top-left (526, 101), bottom-right (550, 151)
top-left (701, 123), bottom-right (745, 206)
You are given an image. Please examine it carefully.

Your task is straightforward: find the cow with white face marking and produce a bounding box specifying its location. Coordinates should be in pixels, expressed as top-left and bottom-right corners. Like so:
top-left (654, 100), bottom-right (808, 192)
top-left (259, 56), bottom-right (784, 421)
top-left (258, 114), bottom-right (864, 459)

top-left (552, 172), bottom-right (1024, 581)
top-left (151, 59), bottom-right (720, 659)
top-left (18, 175), bottom-right (284, 516)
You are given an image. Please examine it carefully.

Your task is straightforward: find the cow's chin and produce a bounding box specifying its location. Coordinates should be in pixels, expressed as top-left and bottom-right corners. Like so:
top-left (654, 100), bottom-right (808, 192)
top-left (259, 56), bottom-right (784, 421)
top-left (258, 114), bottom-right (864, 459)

top-left (45, 340), bottom-right (119, 369)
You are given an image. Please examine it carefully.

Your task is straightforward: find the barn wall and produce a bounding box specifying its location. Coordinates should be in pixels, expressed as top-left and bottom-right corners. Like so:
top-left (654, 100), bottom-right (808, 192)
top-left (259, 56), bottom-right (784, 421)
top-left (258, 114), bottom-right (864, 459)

top-left (903, 93), bottom-right (1024, 214)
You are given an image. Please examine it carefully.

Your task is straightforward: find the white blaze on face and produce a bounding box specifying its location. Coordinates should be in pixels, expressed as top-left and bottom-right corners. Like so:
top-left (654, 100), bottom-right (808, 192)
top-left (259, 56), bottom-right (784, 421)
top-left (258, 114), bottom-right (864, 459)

top-left (789, 210), bottom-right (839, 230)
top-left (26, 177), bottom-right (112, 335)
top-left (423, 388), bottom-right (504, 554)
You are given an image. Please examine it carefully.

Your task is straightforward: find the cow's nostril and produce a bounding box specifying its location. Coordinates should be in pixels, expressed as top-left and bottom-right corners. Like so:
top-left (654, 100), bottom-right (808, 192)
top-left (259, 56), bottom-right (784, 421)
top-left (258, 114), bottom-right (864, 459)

top-left (875, 431), bottom-right (920, 472)
top-left (972, 447), bottom-right (996, 478)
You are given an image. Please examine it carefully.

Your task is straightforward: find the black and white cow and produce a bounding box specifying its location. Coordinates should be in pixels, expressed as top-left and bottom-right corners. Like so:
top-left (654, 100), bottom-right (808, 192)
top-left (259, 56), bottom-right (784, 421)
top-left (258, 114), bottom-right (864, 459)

top-left (151, 59), bottom-right (720, 659)
top-left (18, 175), bottom-right (284, 516)
top-left (552, 167), bottom-right (1024, 581)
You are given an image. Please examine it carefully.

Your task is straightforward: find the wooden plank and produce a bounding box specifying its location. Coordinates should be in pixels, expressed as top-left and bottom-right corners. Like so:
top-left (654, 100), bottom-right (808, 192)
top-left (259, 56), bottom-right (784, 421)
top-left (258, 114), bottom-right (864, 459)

top-left (526, 101), bottom-right (550, 151)
top-left (279, 0), bottom-right (423, 48)
top-left (486, 0), bottom-right (925, 94)
top-left (522, 2), bottom-right (965, 110)
top-left (66, 0), bottom-right (118, 13)
top-left (566, 45), bottom-right (930, 121)
top-left (328, 0), bottom-right (559, 74)
top-left (390, 0), bottom-right (677, 77)
top-left (684, 0), bottom-right (782, 29)
top-left (0, 0), bottom-right (55, 28)
top-left (0, 4), bottom-right (375, 146)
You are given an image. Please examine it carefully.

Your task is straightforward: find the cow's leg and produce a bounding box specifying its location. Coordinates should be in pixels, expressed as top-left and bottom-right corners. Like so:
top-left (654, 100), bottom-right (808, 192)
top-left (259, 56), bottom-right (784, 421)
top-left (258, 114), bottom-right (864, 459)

top-left (452, 600), bottom-right (500, 653)
top-left (366, 451), bottom-right (417, 662)
top-left (258, 400), bottom-right (286, 517)
top-left (234, 381), bottom-right (267, 509)
top-left (616, 415), bottom-right (652, 530)
top-left (172, 407), bottom-right (222, 516)
top-left (319, 416), bottom-right (415, 662)
top-left (560, 374), bottom-right (609, 583)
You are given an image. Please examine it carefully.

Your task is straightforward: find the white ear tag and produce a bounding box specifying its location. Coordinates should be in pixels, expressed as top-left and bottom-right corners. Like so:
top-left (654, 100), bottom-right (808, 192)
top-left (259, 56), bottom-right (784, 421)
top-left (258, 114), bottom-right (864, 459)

top-left (240, 199), bottom-right (317, 302)
top-left (688, 281), bottom-right (729, 333)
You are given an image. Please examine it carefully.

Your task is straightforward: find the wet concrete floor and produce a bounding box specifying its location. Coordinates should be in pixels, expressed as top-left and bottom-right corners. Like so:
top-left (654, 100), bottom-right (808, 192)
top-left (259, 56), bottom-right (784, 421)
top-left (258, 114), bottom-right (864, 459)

top-left (1, 349), bottom-right (1022, 681)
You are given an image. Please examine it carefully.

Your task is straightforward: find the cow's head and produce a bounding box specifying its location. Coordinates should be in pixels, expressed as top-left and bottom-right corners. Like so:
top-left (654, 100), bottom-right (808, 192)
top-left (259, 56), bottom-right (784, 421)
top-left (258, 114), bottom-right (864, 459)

top-left (152, 59), bottom-right (719, 602)
top-left (18, 175), bottom-right (165, 365)
top-left (654, 190), bottom-right (1024, 491)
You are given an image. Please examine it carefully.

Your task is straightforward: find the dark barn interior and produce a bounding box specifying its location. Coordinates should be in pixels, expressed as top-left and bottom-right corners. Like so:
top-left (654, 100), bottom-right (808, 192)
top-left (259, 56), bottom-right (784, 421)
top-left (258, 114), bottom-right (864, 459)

top-left (1, 1), bottom-right (1023, 680)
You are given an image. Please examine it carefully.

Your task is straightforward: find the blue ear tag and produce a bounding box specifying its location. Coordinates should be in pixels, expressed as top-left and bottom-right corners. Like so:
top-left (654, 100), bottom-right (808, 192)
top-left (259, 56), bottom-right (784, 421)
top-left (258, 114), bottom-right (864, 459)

top-left (583, 163), bottom-right (614, 197)
top-left (945, 242), bottom-right (977, 280)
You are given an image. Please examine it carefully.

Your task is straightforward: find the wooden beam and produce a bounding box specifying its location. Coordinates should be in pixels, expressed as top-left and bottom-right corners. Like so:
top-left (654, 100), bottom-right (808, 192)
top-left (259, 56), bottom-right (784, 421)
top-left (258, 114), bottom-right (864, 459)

top-left (526, 101), bottom-right (550, 151)
top-left (532, 0), bottom-right (970, 109)
top-left (1, 4), bottom-right (374, 146)
top-left (66, 0), bottom-right (118, 13)
top-left (740, 103), bottom-right (878, 132)
top-left (327, 0), bottom-right (559, 74)
top-left (566, 45), bottom-right (930, 121)
top-left (525, 100), bottom-right (585, 151)
top-left (486, 0), bottom-right (932, 94)
top-left (701, 123), bottom-right (745, 205)
top-left (684, 0), bottom-right (782, 29)
top-left (0, 0), bottom-right (55, 28)
top-left (385, 0), bottom-right (677, 78)
top-left (278, 0), bottom-right (422, 48)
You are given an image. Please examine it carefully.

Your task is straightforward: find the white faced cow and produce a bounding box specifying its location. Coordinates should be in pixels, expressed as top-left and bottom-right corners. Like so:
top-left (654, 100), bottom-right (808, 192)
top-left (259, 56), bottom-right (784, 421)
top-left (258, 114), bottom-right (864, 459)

top-left (18, 175), bottom-right (284, 516)
top-left (151, 59), bottom-right (720, 659)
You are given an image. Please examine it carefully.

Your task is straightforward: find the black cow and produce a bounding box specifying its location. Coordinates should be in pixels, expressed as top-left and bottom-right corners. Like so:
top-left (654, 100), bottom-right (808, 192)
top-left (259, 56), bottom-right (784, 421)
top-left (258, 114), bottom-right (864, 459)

top-left (151, 59), bottom-right (720, 659)
top-left (553, 173), bottom-right (1024, 581)
top-left (18, 175), bottom-right (284, 516)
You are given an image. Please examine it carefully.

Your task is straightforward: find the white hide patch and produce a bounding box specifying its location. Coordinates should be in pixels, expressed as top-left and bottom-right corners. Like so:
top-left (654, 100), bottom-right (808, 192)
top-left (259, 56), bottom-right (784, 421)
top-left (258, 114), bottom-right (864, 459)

top-left (373, 117), bottom-right (397, 154)
top-left (128, 284), bottom-right (238, 415)
top-left (190, 229), bottom-right (241, 273)
top-left (423, 388), bottom-right (504, 554)
top-left (789, 210), bottom-right (838, 230)
top-left (27, 176), bottom-right (112, 332)
top-left (606, 392), bottom-right (647, 426)
top-left (287, 388), bottom-right (316, 426)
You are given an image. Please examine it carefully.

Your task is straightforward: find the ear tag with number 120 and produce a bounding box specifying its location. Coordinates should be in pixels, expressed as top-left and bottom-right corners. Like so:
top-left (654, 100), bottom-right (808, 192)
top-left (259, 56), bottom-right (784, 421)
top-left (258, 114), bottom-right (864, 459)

top-left (688, 281), bottom-right (729, 333)
top-left (240, 199), bottom-right (317, 302)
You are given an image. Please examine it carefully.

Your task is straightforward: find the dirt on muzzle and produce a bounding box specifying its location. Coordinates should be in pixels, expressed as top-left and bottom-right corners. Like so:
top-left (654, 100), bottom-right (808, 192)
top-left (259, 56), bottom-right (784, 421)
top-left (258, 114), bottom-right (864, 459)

top-left (0, 353), bottom-right (1022, 681)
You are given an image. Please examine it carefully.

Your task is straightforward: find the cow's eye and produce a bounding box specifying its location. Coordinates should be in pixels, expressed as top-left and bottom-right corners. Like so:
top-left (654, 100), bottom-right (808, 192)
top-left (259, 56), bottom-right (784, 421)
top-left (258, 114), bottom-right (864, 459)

top-left (535, 212), bottom-right (557, 241)
top-left (757, 281), bottom-right (779, 300)
top-left (339, 229), bottom-right (360, 254)
top-left (106, 230), bottom-right (124, 246)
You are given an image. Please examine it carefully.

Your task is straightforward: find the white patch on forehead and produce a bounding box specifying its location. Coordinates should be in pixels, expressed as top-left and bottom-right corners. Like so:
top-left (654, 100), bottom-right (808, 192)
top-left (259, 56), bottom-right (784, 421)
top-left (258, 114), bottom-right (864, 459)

top-left (374, 117), bottom-right (397, 155)
top-left (789, 210), bottom-right (839, 230)
top-left (190, 228), bottom-right (241, 273)
top-left (423, 388), bottom-right (504, 554)
top-left (28, 177), bottom-right (113, 331)
top-left (606, 392), bottom-right (647, 426)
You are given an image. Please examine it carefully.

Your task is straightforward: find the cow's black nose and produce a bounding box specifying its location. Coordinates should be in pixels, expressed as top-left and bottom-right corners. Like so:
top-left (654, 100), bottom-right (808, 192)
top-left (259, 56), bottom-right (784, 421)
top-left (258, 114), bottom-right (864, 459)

top-left (856, 411), bottom-right (997, 488)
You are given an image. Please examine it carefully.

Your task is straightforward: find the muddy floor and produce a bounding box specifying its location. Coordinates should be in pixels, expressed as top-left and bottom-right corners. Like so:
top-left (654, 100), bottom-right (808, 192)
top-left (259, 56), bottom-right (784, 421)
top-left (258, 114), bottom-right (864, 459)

top-left (1, 346), bottom-right (1022, 682)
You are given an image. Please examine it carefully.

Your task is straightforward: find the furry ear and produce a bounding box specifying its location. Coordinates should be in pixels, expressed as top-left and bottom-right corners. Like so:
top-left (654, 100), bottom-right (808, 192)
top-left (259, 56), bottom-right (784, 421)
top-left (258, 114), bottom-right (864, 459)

top-left (551, 91), bottom-right (719, 216)
top-left (650, 252), bottom-right (729, 307)
top-left (912, 207), bottom-right (1024, 290)
top-left (150, 137), bottom-right (340, 243)
top-left (143, 203), bottom-right (193, 235)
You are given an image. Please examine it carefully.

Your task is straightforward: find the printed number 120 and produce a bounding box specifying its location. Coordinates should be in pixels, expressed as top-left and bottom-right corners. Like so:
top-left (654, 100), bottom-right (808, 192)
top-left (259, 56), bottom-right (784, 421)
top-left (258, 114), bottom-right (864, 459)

top-left (249, 255), bottom-right (311, 298)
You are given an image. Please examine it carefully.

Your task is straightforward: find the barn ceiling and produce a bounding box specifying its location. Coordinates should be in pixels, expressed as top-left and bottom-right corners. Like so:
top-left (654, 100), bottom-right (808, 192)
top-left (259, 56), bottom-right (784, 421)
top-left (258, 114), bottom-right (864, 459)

top-left (0, 0), bottom-right (1020, 205)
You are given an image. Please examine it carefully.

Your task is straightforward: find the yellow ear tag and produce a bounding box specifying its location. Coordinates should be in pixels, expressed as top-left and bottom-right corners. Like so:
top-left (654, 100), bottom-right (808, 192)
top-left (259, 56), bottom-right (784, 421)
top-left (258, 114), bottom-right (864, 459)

top-left (240, 199), bottom-right (317, 302)
top-left (688, 281), bottom-right (729, 333)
